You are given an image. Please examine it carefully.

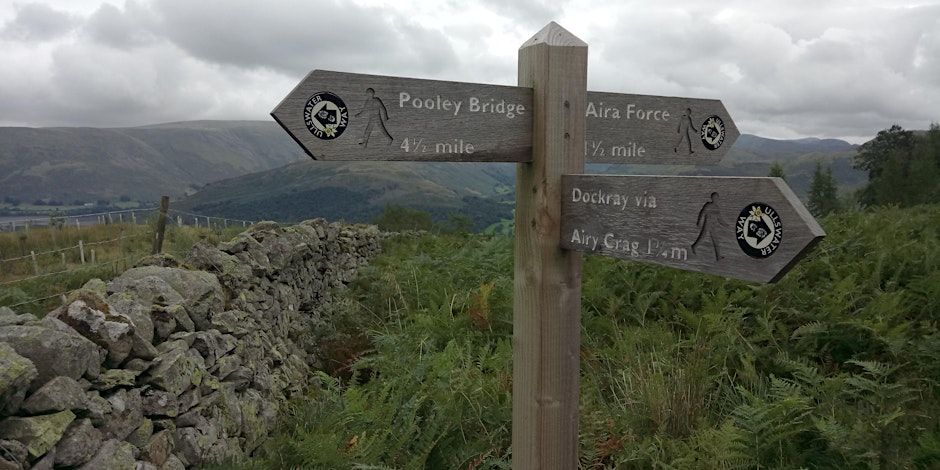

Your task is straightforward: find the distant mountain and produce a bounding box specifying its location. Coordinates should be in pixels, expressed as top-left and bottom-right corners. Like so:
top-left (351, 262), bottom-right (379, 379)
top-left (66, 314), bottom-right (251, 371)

top-left (0, 121), bottom-right (303, 203)
top-left (177, 132), bottom-right (865, 228)
top-left (593, 135), bottom-right (864, 197)
top-left (0, 118), bottom-right (868, 226)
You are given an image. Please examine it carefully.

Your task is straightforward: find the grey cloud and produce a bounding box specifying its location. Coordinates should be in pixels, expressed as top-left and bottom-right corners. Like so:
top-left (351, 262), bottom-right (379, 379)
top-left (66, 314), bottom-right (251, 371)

top-left (143, 0), bottom-right (458, 77)
top-left (85, 1), bottom-right (157, 48)
top-left (589, 3), bottom-right (940, 141)
top-left (1, 2), bottom-right (79, 41)
top-left (477, 0), bottom-right (565, 27)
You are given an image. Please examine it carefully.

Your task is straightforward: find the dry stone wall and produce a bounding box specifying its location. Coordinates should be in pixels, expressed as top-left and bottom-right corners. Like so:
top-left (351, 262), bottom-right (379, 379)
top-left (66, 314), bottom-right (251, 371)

top-left (0, 220), bottom-right (382, 469)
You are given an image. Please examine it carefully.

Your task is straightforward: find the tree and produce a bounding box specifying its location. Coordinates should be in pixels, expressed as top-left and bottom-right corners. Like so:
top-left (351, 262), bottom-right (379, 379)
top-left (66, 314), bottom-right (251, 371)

top-left (856, 123), bottom-right (940, 207)
top-left (768, 162), bottom-right (786, 181)
top-left (808, 161), bottom-right (840, 217)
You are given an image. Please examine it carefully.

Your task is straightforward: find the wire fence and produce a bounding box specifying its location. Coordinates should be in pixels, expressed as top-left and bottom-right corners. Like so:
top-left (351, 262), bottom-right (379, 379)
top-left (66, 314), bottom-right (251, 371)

top-left (0, 205), bottom-right (279, 312)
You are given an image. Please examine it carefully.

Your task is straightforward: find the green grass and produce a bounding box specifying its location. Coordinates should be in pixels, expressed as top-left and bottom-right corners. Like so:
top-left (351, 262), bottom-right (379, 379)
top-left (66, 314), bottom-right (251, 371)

top-left (0, 220), bottom-right (247, 316)
top-left (246, 204), bottom-right (940, 469)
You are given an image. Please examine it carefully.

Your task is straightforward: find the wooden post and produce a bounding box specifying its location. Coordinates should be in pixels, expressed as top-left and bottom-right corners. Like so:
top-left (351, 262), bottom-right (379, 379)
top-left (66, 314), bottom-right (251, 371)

top-left (79, 240), bottom-right (85, 264)
top-left (195, 218), bottom-right (199, 229)
top-left (177, 216), bottom-right (182, 227)
top-left (76, 219), bottom-right (81, 230)
top-left (513, 22), bottom-right (587, 469)
top-left (90, 249), bottom-right (96, 265)
top-left (108, 213), bottom-right (114, 225)
top-left (132, 211), bottom-right (137, 224)
top-left (119, 213), bottom-right (123, 223)
top-left (152, 196), bottom-right (170, 254)
top-left (242, 220), bottom-right (246, 228)
top-left (61, 252), bottom-right (66, 269)
top-left (30, 251), bottom-right (39, 275)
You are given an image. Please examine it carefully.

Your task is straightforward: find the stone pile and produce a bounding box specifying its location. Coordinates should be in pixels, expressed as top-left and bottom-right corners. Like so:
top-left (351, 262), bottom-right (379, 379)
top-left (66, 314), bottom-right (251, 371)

top-left (0, 220), bottom-right (382, 469)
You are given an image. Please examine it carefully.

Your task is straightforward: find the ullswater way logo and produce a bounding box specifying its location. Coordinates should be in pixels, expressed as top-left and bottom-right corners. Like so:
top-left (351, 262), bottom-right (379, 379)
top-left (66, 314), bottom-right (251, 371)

top-left (700, 115), bottom-right (726, 150)
top-left (736, 203), bottom-right (782, 258)
top-left (304, 92), bottom-right (348, 140)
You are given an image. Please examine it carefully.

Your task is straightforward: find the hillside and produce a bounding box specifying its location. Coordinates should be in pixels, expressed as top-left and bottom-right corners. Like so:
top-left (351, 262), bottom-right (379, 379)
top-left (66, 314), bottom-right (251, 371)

top-left (246, 205), bottom-right (940, 468)
top-left (595, 134), bottom-right (864, 196)
top-left (0, 121), bottom-right (303, 203)
top-left (179, 132), bottom-right (863, 226)
top-left (176, 159), bottom-right (516, 230)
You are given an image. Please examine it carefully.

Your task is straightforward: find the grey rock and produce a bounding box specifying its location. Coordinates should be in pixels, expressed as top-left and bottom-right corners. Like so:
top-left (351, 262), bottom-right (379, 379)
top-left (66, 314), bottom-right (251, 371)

top-left (21, 376), bottom-right (86, 414)
top-left (213, 354), bottom-right (241, 380)
top-left (209, 310), bottom-right (250, 337)
top-left (92, 368), bottom-right (140, 391)
top-left (131, 333), bottom-right (159, 361)
top-left (126, 418), bottom-right (153, 448)
top-left (83, 391), bottom-right (111, 426)
top-left (101, 388), bottom-right (143, 441)
top-left (0, 325), bottom-right (101, 391)
top-left (79, 439), bottom-right (136, 470)
top-left (141, 347), bottom-right (204, 396)
top-left (125, 358), bottom-right (151, 373)
top-left (173, 424), bottom-right (218, 467)
top-left (0, 343), bottom-right (36, 416)
top-left (52, 300), bottom-right (135, 367)
top-left (191, 330), bottom-right (237, 367)
top-left (141, 389), bottom-right (179, 418)
top-left (159, 454), bottom-right (185, 470)
top-left (54, 418), bottom-right (101, 467)
top-left (0, 411), bottom-right (74, 460)
top-left (139, 429), bottom-right (174, 466)
top-left (0, 309), bottom-right (37, 327)
top-left (27, 448), bottom-right (53, 470)
top-left (135, 461), bottom-right (158, 470)
top-left (0, 439), bottom-right (27, 470)
top-left (109, 267), bottom-right (223, 332)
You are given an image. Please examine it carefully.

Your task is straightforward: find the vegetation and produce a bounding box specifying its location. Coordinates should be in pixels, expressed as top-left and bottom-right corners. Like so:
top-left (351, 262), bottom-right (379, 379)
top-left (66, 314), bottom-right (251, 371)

top-left (0, 220), bottom-right (246, 315)
top-left (768, 161), bottom-right (786, 180)
top-left (247, 204), bottom-right (940, 469)
top-left (855, 124), bottom-right (940, 207)
top-left (808, 161), bottom-right (840, 217)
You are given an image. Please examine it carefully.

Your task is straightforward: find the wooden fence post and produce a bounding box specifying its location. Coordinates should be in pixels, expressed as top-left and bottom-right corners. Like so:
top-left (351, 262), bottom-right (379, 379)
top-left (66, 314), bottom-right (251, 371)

top-left (79, 240), bottom-right (85, 264)
top-left (90, 249), bottom-right (96, 265)
top-left (30, 251), bottom-right (39, 275)
top-left (151, 196), bottom-right (170, 255)
top-left (512, 22), bottom-right (587, 470)
top-left (177, 216), bottom-right (182, 227)
top-left (132, 211), bottom-right (137, 224)
top-left (61, 252), bottom-right (66, 269)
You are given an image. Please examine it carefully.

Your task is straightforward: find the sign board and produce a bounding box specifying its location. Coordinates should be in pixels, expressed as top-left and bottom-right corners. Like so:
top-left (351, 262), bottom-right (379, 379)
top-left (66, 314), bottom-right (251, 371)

top-left (561, 174), bottom-right (824, 283)
top-left (271, 70), bottom-right (532, 162)
top-left (584, 91), bottom-right (739, 165)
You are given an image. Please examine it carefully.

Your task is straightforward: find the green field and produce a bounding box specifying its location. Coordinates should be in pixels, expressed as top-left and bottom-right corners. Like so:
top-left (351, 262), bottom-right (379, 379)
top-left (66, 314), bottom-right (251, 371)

top-left (0, 221), bottom-right (247, 315)
top-left (246, 205), bottom-right (939, 469)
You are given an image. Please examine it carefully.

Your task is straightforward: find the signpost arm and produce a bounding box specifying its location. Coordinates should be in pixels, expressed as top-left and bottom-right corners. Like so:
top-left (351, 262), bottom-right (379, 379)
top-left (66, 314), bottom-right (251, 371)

top-left (514, 22), bottom-right (587, 469)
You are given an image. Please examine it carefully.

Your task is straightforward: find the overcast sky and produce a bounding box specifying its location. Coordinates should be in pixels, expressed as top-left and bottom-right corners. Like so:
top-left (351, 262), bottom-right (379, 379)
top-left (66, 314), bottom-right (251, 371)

top-left (1, 0), bottom-right (938, 142)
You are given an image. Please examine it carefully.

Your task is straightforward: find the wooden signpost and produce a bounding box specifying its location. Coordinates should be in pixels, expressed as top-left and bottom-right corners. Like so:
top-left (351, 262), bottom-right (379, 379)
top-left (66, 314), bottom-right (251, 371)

top-left (585, 91), bottom-right (739, 164)
top-left (273, 21), bottom-right (823, 470)
top-left (561, 175), bottom-right (824, 283)
top-left (271, 70), bottom-right (532, 162)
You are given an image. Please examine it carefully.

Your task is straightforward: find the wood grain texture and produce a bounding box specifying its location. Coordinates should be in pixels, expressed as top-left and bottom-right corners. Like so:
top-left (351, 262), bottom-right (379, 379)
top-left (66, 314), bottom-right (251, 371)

top-left (585, 91), bottom-right (739, 165)
top-left (271, 70), bottom-right (532, 162)
top-left (560, 175), bottom-right (825, 283)
top-left (513, 21), bottom-right (586, 470)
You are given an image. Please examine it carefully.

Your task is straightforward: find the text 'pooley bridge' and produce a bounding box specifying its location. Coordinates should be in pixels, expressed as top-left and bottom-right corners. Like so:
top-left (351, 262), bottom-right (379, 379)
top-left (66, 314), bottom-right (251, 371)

top-left (272, 21), bottom-right (823, 470)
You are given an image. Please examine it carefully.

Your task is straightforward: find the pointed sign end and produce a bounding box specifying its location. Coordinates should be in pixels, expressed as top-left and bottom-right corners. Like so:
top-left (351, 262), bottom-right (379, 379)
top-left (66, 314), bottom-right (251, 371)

top-left (520, 21), bottom-right (587, 49)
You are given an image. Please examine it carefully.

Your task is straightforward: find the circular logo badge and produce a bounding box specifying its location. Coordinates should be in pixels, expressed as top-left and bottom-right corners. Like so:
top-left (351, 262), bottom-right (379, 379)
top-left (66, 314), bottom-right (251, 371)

top-left (303, 92), bottom-right (348, 140)
top-left (736, 203), bottom-right (782, 258)
top-left (700, 115), bottom-right (726, 150)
